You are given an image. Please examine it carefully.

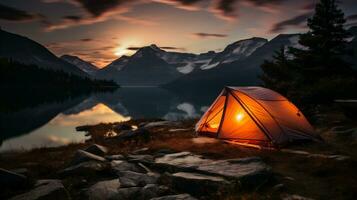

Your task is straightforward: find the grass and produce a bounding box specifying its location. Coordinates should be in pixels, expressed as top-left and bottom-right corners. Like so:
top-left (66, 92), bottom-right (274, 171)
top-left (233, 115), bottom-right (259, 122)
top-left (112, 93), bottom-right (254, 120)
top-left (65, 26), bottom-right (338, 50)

top-left (1, 107), bottom-right (357, 199)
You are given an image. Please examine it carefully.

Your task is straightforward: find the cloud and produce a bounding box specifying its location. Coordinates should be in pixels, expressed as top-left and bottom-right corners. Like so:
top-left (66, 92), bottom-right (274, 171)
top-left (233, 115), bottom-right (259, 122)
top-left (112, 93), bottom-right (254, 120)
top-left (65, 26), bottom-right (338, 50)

top-left (192, 32), bottom-right (228, 38)
top-left (0, 3), bottom-right (42, 22)
top-left (80, 38), bottom-right (93, 42)
top-left (160, 46), bottom-right (186, 51)
top-left (71, 0), bottom-right (132, 17)
top-left (152, 0), bottom-right (203, 11)
top-left (210, 0), bottom-right (239, 21)
top-left (270, 12), bottom-right (312, 33)
top-left (63, 15), bottom-right (82, 21)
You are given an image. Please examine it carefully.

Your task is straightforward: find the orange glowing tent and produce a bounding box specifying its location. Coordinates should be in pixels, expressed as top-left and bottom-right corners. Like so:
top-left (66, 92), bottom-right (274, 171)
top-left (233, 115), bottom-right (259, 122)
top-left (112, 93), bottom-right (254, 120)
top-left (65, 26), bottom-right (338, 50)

top-left (195, 87), bottom-right (321, 148)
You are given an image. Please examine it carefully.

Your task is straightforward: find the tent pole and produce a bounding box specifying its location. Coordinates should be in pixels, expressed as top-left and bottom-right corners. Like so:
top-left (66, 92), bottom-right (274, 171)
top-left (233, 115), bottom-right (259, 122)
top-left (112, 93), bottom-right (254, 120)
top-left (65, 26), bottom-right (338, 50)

top-left (216, 87), bottom-right (229, 138)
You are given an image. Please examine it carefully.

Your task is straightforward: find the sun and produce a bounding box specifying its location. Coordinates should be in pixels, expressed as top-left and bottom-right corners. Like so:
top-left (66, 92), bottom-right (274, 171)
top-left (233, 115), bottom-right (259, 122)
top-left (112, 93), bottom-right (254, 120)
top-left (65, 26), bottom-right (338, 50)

top-left (114, 47), bottom-right (129, 56)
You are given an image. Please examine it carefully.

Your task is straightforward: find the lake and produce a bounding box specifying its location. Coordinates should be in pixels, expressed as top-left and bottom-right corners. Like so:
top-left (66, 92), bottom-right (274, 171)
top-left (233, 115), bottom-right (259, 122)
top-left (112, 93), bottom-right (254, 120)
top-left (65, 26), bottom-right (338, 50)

top-left (0, 87), bottom-right (221, 152)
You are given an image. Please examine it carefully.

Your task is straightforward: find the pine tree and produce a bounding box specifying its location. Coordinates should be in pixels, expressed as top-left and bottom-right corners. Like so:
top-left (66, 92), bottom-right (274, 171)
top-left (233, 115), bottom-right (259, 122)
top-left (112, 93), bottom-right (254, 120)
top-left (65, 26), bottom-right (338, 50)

top-left (260, 46), bottom-right (295, 96)
top-left (290, 0), bottom-right (352, 81)
top-left (287, 0), bottom-right (357, 102)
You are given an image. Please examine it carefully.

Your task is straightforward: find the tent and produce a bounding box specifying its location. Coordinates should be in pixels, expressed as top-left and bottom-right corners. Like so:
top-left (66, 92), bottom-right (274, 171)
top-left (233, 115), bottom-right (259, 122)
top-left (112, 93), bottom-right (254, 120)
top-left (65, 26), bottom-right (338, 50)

top-left (195, 86), bottom-right (321, 148)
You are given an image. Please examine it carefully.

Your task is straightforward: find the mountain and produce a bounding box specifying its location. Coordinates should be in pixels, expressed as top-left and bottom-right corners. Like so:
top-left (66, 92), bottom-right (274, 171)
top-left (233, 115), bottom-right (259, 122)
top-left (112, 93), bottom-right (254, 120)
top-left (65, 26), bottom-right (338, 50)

top-left (165, 34), bottom-right (301, 90)
top-left (0, 29), bottom-right (86, 76)
top-left (61, 55), bottom-right (99, 76)
top-left (97, 39), bottom-right (270, 85)
top-left (96, 45), bottom-right (181, 86)
top-left (203, 37), bottom-right (267, 69)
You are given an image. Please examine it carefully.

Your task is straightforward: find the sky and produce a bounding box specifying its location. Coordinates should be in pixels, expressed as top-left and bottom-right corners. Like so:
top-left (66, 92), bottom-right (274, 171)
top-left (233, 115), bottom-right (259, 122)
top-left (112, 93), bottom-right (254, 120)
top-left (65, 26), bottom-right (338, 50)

top-left (1, 0), bottom-right (357, 67)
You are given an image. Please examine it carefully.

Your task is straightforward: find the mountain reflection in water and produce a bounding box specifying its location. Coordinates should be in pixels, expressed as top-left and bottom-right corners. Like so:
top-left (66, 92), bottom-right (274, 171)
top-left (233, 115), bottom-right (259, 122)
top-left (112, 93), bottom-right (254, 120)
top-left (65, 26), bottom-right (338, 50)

top-left (0, 87), bottom-right (219, 151)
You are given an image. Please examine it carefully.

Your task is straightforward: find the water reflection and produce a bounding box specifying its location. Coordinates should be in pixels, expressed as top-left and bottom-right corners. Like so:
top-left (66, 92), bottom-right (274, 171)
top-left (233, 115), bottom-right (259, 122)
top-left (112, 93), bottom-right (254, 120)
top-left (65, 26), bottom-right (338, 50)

top-left (0, 87), bottom-right (219, 152)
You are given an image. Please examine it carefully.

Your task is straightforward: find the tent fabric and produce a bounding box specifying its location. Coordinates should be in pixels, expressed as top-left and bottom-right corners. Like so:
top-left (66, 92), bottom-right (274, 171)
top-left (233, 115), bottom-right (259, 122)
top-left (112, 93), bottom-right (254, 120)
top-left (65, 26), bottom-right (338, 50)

top-left (196, 86), bottom-right (320, 147)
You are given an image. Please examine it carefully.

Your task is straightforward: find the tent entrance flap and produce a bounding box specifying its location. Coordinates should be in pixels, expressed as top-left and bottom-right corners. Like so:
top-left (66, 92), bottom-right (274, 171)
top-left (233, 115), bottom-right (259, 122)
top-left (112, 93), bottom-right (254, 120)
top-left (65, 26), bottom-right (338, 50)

top-left (196, 93), bottom-right (226, 135)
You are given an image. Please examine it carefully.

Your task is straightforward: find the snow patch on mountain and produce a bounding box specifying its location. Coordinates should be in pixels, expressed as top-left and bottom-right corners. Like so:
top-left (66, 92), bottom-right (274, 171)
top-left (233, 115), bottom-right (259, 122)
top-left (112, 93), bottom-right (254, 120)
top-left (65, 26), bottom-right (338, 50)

top-left (60, 55), bottom-right (98, 75)
top-left (232, 39), bottom-right (266, 57)
top-left (200, 62), bottom-right (220, 70)
top-left (177, 62), bottom-right (195, 74)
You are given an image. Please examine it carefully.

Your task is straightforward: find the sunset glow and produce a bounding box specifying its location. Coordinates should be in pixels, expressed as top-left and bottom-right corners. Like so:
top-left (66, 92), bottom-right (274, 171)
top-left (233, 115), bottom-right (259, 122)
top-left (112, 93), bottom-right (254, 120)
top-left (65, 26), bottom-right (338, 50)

top-left (1, 1), bottom-right (356, 68)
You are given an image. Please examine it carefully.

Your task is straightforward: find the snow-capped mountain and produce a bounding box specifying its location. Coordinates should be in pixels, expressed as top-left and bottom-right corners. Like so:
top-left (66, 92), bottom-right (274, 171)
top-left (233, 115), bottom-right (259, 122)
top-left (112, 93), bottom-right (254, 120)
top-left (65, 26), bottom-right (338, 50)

top-left (61, 55), bottom-right (99, 76)
top-left (205, 37), bottom-right (267, 69)
top-left (166, 33), bottom-right (303, 89)
top-left (0, 29), bottom-right (86, 76)
top-left (96, 45), bottom-right (181, 86)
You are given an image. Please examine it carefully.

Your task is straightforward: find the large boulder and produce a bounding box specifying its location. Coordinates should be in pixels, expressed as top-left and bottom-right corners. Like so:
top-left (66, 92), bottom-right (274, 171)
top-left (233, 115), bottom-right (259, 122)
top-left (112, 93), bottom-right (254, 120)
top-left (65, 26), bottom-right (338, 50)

top-left (113, 184), bottom-right (168, 200)
top-left (117, 171), bottom-right (159, 187)
top-left (154, 152), bottom-right (271, 188)
top-left (84, 144), bottom-right (108, 156)
top-left (59, 161), bottom-right (109, 177)
top-left (86, 179), bottom-right (120, 200)
top-left (70, 150), bottom-right (106, 165)
top-left (9, 179), bottom-right (70, 200)
top-left (115, 187), bottom-right (141, 199)
top-left (143, 121), bottom-right (180, 129)
top-left (105, 154), bottom-right (125, 161)
top-left (168, 172), bottom-right (231, 195)
top-left (114, 128), bottom-right (150, 141)
top-left (150, 194), bottom-right (198, 200)
top-left (281, 194), bottom-right (315, 200)
top-left (111, 160), bottom-right (145, 173)
top-left (115, 124), bottom-right (134, 131)
top-left (128, 154), bottom-right (154, 163)
top-left (0, 168), bottom-right (28, 188)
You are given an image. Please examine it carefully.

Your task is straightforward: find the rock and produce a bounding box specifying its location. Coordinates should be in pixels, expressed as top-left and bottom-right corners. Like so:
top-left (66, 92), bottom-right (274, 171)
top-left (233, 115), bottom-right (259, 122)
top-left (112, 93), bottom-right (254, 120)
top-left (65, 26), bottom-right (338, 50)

top-left (150, 194), bottom-right (198, 200)
top-left (117, 171), bottom-right (159, 187)
top-left (113, 184), bottom-right (168, 200)
top-left (143, 121), bottom-right (180, 128)
top-left (272, 183), bottom-right (285, 191)
top-left (71, 150), bottom-right (106, 165)
top-left (115, 187), bottom-right (141, 199)
top-left (284, 176), bottom-right (295, 181)
top-left (154, 149), bottom-right (177, 157)
top-left (105, 154), bottom-right (125, 161)
top-left (0, 168), bottom-right (28, 188)
top-left (133, 147), bottom-right (150, 154)
top-left (115, 128), bottom-right (150, 140)
top-left (154, 152), bottom-right (270, 188)
top-left (139, 184), bottom-right (169, 199)
top-left (111, 160), bottom-right (145, 173)
top-left (86, 179), bottom-right (120, 200)
top-left (128, 154), bottom-right (154, 163)
top-left (84, 144), bottom-right (108, 156)
top-left (115, 124), bottom-right (134, 131)
top-left (281, 194), bottom-right (315, 200)
top-left (59, 161), bottom-right (108, 176)
top-left (169, 172), bottom-right (230, 195)
top-left (328, 155), bottom-right (350, 161)
top-left (11, 168), bottom-right (29, 176)
top-left (9, 179), bottom-right (70, 200)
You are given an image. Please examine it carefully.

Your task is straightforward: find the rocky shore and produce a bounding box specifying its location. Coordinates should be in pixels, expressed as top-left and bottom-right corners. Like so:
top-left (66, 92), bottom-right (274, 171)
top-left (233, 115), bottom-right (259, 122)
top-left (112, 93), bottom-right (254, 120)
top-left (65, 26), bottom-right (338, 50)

top-left (1, 117), bottom-right (357, 199)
